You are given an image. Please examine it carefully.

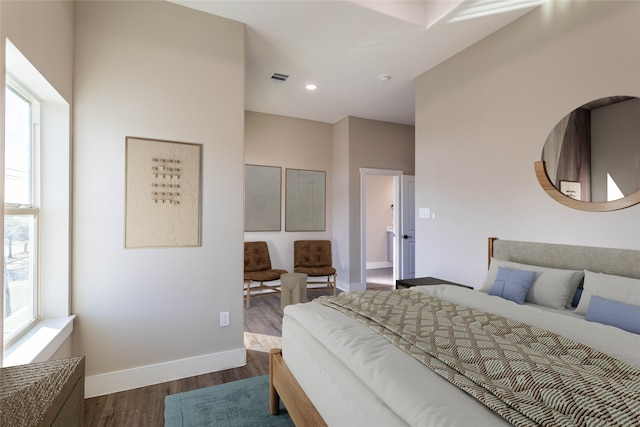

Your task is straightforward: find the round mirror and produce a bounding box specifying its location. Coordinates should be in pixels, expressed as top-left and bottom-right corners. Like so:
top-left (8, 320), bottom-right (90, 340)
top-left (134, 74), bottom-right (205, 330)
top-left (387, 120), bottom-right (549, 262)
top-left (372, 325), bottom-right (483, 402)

top-left (535, 96), bottom-right (640, 212)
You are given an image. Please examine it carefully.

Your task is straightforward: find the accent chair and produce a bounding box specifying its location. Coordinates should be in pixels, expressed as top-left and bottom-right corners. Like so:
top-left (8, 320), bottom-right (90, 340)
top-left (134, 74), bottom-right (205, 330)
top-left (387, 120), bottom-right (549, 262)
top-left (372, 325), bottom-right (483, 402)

top-left (244, 241), bottom-right (287, 308)
top-left (293, 240), bottom-right (337, 295)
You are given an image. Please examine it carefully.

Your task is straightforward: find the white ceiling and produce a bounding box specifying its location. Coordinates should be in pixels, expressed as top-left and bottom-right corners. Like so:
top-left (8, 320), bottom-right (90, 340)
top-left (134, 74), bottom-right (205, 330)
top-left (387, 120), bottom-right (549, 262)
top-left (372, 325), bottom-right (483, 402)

top-left (170, 0), bottom-right (545, 125)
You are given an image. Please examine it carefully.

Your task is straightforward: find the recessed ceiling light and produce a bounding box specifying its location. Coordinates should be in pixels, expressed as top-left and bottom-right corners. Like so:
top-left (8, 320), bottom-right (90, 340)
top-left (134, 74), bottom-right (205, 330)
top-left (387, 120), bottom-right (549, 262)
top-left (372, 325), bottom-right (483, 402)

top-left (378, 75), bottom-right (391, 83)
top-left (305, 84), bottom-right (317, 91)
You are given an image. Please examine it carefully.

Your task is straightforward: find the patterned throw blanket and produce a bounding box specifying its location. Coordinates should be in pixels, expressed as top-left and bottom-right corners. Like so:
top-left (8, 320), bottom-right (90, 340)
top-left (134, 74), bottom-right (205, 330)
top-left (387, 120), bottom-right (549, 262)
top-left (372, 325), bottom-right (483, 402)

top-left (317, 289), bottom-right (640, 427)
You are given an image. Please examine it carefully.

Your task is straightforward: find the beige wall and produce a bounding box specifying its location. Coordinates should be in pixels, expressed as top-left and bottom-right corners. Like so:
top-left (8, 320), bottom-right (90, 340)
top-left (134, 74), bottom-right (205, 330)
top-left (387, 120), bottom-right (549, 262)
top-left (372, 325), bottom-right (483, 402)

top-left (345, 117), bottom-right (415, 287)
top-left (2, 0), bottom-right (414, 389)
top-left (415, 0), bottom-right (640, 288)
top-left (332, 117), bottom-right (351, 286)
top-left (244, 111), bottom-right (334, 271)
top-left (1, 0), bottom-right (74, 102)
top-left (73, 1), bottom-right (245, 396)
top-left (245, 113), bottom-right (415, 290)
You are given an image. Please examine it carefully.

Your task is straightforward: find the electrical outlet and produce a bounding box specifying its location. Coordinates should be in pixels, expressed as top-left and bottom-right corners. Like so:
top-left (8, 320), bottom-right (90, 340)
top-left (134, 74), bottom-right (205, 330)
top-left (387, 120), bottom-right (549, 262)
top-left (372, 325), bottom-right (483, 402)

top-left (220, 311), bottom-right (230, 327)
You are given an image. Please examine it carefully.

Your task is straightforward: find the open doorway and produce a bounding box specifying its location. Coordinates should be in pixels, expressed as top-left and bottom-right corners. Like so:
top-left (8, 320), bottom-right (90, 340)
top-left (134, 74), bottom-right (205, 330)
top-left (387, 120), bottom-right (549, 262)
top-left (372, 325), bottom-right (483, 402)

top-left (360, 168), bottom-right (415, 289)
top-left (360, 168), bottom-right (403, 290)
top-left (364, 174), bottom-right (395, 289)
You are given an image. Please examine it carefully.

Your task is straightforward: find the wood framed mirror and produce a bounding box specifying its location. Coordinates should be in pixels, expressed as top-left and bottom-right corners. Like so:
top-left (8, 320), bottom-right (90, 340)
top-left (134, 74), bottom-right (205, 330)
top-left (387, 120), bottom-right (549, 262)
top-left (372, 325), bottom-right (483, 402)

top-left (535, 96), bottom-right (640, 212)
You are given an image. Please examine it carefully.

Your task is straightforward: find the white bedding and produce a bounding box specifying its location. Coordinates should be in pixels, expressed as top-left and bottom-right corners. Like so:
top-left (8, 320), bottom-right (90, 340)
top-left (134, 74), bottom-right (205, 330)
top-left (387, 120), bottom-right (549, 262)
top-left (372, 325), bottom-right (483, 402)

top-left (281, 285), bottom-right (640, 426)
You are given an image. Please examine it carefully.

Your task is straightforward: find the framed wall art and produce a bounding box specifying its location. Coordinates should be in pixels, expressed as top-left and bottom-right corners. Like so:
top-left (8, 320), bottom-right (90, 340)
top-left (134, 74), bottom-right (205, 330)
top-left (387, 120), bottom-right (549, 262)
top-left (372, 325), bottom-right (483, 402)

top-left (285, 168), bottom-right (325, 231)
top-left (560, 180), bottom-right (581, 201)
top-left (245, 164), bottom-right (282, 231)
top-left (125, 136), bottom-right (202, 248)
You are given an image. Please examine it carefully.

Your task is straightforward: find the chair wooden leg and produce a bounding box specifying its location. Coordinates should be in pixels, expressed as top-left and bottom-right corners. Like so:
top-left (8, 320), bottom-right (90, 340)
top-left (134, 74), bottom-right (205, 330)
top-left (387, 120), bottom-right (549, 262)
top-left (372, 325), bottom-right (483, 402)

top-left (245, 280), bottom-right (251, 309)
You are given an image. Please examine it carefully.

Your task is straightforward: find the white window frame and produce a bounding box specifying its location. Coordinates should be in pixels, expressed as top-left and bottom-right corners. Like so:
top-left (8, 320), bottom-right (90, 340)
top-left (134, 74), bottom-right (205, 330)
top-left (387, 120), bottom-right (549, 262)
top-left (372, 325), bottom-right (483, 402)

top-left (3, 78), bottom-right (41, 346)
top-left (2, 39), bottom-right (72, 367)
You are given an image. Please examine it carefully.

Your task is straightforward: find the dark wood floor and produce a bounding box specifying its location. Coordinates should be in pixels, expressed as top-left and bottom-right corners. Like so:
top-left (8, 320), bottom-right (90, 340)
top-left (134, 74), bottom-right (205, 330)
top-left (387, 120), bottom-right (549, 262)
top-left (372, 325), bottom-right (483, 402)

top-left (84, 272), bottom-right (392, 426)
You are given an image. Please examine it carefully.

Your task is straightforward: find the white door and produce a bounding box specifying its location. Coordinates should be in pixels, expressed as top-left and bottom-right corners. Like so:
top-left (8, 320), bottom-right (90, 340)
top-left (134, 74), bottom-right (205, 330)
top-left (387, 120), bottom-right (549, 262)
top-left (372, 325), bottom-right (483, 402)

top-left (400, 175), bottom-right (415, 279)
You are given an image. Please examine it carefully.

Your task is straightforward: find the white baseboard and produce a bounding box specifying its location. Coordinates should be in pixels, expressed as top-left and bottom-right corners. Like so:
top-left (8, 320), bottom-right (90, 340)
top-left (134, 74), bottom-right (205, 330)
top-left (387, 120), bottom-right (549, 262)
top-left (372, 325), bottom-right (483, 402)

top-left (366, 261), bottom-right (392, 269)
top-left (84, 347), bottom-right (246, 398)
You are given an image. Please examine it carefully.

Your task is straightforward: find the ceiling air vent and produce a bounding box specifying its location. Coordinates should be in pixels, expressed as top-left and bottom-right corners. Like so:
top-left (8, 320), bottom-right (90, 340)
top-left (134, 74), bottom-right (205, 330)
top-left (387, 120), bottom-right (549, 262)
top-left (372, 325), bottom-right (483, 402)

top-left (270, 72), bottom-right (290, 82)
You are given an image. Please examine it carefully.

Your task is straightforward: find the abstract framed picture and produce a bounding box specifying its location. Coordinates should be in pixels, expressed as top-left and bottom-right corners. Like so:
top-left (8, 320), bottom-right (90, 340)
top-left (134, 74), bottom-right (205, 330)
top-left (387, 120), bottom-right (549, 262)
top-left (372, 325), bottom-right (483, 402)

top-left (245, 164), bottom-right (282, 231)
top-left (285, 168), bottom-right (325, 232)
top-left (125, 136), bottom-right (202, 248)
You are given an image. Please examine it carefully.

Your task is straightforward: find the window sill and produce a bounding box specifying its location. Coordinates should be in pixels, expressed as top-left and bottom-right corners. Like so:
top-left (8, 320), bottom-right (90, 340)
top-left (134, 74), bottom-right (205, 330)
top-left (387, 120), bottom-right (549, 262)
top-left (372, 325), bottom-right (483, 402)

top-left (3, 315), bottom-right (75, 367)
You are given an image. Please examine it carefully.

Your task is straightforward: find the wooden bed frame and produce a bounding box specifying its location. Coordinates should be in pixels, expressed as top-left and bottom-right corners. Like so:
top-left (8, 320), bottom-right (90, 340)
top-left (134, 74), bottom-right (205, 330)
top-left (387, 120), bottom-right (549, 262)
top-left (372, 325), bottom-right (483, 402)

top-left (269, 237), bottom-right (640, 426)
top-left (269, 348), bottom-right (326, 426)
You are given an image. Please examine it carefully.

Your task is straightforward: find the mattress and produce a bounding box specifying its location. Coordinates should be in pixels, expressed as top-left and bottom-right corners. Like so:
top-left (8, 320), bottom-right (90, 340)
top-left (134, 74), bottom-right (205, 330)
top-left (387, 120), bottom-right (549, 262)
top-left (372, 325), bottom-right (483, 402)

top-left (281, 285), bottom-right (640, 426)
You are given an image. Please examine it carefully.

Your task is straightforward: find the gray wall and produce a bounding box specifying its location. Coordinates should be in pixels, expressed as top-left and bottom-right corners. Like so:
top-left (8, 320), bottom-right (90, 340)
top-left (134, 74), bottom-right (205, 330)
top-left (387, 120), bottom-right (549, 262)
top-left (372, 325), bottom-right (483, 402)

top-left (244, 113), bottom-right (415, 290)
top-left (73, 1), bottom-right (245, 396)
top-left (344, 117), bottom-right (415, 287)
top-left (244, 111), bottom-right (334, 272)
top-left (415, 0), bottom-right (640, 288)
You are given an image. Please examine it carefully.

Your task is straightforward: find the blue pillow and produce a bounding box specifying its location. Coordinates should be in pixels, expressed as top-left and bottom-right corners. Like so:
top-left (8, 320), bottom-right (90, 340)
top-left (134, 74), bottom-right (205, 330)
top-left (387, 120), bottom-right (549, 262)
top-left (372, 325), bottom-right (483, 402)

top-left (571, 288), bottom-right (583, 308)
top-left (488, 267), bottom-right (536, 304)
top-left (585, 295), bottom-right (640, 335)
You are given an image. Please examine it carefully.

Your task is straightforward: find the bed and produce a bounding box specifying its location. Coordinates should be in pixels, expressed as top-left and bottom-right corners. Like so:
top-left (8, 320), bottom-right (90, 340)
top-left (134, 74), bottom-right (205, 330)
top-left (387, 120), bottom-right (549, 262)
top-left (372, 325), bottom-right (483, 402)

top-left (269, 238), bottom-right (640, 426)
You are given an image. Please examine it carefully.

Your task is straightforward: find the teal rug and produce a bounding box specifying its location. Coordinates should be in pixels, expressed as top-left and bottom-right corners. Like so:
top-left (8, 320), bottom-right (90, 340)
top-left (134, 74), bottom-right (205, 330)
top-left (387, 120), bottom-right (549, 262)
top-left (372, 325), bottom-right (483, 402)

top-left (165, 375), bottom-right (294, 426)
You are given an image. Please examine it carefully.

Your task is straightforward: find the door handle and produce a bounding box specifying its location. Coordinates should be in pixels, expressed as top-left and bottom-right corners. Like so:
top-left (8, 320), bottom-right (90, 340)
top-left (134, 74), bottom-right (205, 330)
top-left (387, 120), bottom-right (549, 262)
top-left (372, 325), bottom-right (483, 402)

top-left (403, 235), bottom-right (411, 239)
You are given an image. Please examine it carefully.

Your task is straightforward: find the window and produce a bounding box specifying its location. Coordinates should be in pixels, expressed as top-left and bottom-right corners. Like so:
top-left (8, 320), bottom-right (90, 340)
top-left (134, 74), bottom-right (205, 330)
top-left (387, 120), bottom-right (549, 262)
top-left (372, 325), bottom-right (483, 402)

top-left (3, 81), bottom-right (39, 344)
top-left (2, 40), bottom-right (71, 365)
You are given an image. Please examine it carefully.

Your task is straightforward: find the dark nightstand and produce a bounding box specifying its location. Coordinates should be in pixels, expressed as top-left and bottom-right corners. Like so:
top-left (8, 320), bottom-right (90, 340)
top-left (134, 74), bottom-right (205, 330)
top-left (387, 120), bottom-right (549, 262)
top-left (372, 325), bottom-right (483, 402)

top-left (396, 276), bottom-right (472, 290)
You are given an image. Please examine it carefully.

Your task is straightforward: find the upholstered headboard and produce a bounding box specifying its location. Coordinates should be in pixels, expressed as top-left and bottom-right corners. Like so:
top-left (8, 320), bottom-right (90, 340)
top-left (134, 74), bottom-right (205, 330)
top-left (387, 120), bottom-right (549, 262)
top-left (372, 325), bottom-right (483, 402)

top-left (488, 237), bottom-right (640, 280)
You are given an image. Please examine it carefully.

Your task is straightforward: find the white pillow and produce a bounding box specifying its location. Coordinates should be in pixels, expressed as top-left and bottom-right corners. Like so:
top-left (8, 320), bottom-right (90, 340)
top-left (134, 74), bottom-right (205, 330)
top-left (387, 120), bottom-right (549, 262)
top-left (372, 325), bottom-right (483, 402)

top-left (481, 258), bottom-right (584, 310)
top-left (574, 270), bottom-right (640, 315)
